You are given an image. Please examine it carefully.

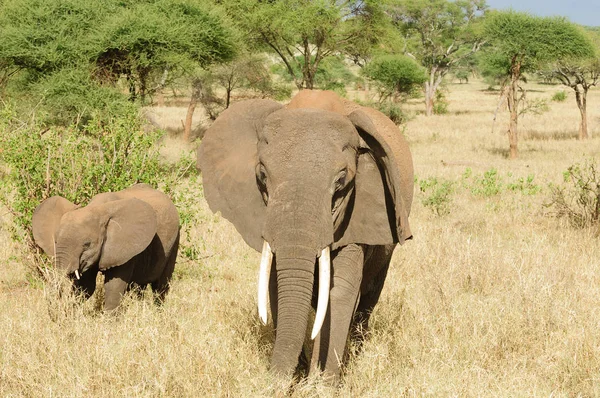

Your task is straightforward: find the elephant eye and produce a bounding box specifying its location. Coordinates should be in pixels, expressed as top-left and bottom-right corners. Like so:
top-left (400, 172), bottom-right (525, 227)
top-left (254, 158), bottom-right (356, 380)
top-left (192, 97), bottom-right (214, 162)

top-left (334, 169), bottom-right (348, 191)
top-left (256, 163), bottom-right (269, 205)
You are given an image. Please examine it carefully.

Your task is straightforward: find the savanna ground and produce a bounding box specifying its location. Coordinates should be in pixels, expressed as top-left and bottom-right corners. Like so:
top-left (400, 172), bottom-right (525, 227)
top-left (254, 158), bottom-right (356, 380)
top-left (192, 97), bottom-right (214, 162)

top-left (1, 80), bottom-right (600, 396)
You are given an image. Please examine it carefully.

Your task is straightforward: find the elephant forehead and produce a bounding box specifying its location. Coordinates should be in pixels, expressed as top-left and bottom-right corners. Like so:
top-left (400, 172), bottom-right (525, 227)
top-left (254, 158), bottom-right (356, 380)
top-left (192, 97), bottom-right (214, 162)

top-left (263, 109), bottom-right (358, 146)
top-left (58, 210), bottom-right (103, 238)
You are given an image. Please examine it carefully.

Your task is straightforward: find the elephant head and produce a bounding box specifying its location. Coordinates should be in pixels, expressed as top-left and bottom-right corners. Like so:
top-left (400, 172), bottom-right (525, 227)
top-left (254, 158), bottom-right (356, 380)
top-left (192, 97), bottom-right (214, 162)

top-left (32, 196), bottom-right (158, 279)
top-left (197, 93), bottom-right (413, 376)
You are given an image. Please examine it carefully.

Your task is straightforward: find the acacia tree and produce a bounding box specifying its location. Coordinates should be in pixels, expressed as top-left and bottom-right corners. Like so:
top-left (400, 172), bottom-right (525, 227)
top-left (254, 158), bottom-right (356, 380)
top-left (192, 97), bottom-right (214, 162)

top-left (222, 0), bottom-right (387, 89)
top-left (549, 30), bottom-right (599, 140)
top-left (0, 0), bottom-right (238, 124)
top-left (386, 0), bottom-right (487, 116)
top-left (483, 11), bottom-right (594, 158)
top-left (96, 0), bottom-right (238, 104)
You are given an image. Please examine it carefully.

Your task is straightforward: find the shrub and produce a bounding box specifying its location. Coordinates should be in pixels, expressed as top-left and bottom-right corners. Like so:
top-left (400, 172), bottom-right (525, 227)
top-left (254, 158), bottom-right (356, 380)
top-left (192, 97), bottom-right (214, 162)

top-left (433, 89), bottom-right (449, 115)
top-left (0, 104), bottom-right (164, 237)
top-left (545, 160), bottom-right (600, 228)
top-left (374, 102), bottom-right (407, 124)
top-left (471, 168), bottom-right (502, 197)
top-left (551, 90), bottom-right (567, 102)
top-left (419, 177), bottom-right (454, 216)
top-left (363, 54), bottom-right (427, 102)
top-left (506, 174), bottom-right (541, 195)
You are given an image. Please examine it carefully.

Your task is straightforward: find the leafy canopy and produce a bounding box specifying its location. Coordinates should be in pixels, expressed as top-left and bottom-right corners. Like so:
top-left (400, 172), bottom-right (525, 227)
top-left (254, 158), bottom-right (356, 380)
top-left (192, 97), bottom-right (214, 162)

top-left (363, 54), bottom-right (427, 101)
top-left (386, 0), bottom-right (487, 71)
top-left (221, 0), bottom-right (389, 88)
top-left (482, 10), bottom-right (595, 76)
top-left (0, 0), bottom-right (238, 122)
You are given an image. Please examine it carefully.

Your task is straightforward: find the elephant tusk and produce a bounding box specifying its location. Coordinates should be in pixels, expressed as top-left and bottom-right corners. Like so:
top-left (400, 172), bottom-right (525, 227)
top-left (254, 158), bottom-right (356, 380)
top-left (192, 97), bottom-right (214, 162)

top-left (74, 269), bottom-right (80, 280)
top-left (257, 240), bottom-right (273, 325)
top-left (311, 246), bottom-right (331, 340)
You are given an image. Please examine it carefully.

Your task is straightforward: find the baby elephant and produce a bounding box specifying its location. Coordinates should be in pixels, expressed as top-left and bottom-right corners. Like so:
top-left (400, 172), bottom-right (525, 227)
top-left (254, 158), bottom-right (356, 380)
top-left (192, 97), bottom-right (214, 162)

top-left (32, 184), bottom-right (180, 311)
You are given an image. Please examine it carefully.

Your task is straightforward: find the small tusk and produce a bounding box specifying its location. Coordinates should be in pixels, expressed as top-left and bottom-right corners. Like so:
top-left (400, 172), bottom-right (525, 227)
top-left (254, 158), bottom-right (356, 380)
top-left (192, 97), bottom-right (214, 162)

top-left (74, 269), bottom-right (81, 280)
top-left (311, 246), bottom-right (330, 340)
top-left (257, 240), bottom-right (273, 325)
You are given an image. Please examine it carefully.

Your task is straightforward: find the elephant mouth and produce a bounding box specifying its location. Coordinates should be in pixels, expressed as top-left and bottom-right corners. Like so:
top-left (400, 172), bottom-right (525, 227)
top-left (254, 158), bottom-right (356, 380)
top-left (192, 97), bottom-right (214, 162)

top-left (257, 240), bottom-right (331, 340)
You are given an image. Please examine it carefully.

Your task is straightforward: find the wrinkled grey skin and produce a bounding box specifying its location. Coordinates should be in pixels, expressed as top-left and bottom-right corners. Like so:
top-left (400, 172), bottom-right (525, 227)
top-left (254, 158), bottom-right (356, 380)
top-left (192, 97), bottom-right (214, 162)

top-left (198, 90), bottom-right (414, 382)
top-left (32, 184), bottom-right (180, 311)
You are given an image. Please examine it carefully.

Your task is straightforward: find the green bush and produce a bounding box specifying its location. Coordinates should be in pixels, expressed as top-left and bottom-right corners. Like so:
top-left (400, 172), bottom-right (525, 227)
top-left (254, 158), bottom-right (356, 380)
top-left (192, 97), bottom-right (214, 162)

top-left (506, 174), bottom-right (541, 195)
top-left (419, 177), bottom-right (454, 216)
top-left (0, 104), bottom-right (164, 237)
top-left (545, 160), bottom-right (600, 228)
top-left (551, 90), bottom-right (567, 102)
top-left (470, 168), bottom-right (503, 197)
top-left (363, 54), bottom-right (427, 102)
top-left (31, 67), bottom-right (136, 127)
top-left (374, 102), bottom-right (407, 124)
top-left (433, 89), bottom-right (449, 115)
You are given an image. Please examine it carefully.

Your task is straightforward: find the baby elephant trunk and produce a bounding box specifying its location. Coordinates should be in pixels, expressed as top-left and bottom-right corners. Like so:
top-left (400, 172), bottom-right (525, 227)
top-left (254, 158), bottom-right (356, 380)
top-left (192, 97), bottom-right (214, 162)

top-left (55, 246), bottom-right (81, 280)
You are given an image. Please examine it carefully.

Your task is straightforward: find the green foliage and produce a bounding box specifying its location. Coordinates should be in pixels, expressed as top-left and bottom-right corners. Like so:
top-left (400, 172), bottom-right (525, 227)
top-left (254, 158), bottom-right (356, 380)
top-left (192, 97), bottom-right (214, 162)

top-left (31, 67), bottom-right (136, 127)
top-left (0, 0), bottom-right (101, 76)
top-left (374, 102), bottom-right (407, 124)
top-left (506, 174), bottom-right (541, 195)
top-left (314, 56), bottom-right (357, 96)
top-left (546, 160), bottom-right (600, 228)
top-left (470, 168), bottom-right (502, 197)
top-left (222, 0), bottom-right (388, 88)
top-left (0, 0), bottom-right (238, 122)
top-left (95, 0), bottom-right (238, 102)
top-left (211, 53), bottom-right (292, 107)
top-left (551, 90), bottom-right (568, 102)
top-left (387, 0), bottom-right (487, 70)
top-left (363, 54), bottom-right (427, 102)
top-left (385, 0), bottom-right (487, 113)
top-left (461, 168), bottom-right (541, 197)
top-left (271, 55), bottom-right (355, 95)
top-left (419, 177), bottom-right (454, 216)
top-left (433, 89), bottom-right (449, 114)
top-left (482, 11), bottom-right (595, 77)
top-left (0, 104), bottom-right (164, 236)
top-left (455, 70), bottom-right (470, 83)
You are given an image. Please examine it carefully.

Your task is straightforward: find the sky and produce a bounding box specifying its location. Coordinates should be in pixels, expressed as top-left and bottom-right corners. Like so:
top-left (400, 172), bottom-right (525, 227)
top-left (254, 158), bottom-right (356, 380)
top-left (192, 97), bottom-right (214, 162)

top-left (486, 0), bottom-right (600, 27)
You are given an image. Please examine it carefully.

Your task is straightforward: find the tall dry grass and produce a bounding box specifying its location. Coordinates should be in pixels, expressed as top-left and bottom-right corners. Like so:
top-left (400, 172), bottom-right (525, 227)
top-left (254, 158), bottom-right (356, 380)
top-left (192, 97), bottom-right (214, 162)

top-left (1, 80), bottom-right (600, 396)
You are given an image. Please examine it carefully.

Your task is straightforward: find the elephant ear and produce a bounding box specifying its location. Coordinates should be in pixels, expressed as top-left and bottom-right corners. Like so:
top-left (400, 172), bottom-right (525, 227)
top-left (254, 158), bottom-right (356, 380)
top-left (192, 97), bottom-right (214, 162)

top-left (32, 196), bottom-right (79, 257)
top-left (197, 99), bottom-right (283, 252)
top-left (98, 198), bottom-right (158, 270)
top-left (335, 108), bottom-right (414, 248)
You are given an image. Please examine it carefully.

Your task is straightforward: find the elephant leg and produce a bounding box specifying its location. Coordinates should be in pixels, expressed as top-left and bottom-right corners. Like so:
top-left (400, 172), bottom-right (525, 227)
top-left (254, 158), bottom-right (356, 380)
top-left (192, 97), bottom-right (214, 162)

top-left (353, 245), bottom-right (395, 340)
top-left (311, 244), bottom-right (364, 381)
top-left (72, 268), bottom-right (98, 299)
top-left (103, 262), bottom-right (135, 312)
top-left (151, 230), bottom-right (180, 305)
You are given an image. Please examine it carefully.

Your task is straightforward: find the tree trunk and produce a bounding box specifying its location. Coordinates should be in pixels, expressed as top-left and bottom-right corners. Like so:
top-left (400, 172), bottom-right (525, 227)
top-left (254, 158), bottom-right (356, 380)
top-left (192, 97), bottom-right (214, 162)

top-left (424, 67), bottom-right (444, 116)
top-left (225, 89), bottom-right (231, 109)
top-left (506, 58), bottom-right (522, 159)
top-left (575, 86), bottom-right (588, 140)
top-left (183, 84), bottom-right (200, 142)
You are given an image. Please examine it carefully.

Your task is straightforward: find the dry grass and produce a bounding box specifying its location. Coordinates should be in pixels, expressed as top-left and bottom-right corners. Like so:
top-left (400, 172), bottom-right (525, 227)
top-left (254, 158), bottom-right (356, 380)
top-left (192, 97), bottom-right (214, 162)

top-left (2, 80), bottom-right (600, 396)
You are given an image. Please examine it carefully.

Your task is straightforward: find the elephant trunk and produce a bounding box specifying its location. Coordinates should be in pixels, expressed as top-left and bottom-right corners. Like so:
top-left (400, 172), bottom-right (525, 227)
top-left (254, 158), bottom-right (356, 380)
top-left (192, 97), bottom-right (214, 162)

top-left (263, 189), bottom-right (334, 376)
top-left (55, 245), bottom-right (81, 278)
top-left (269, 242), bottom-right (317, 376)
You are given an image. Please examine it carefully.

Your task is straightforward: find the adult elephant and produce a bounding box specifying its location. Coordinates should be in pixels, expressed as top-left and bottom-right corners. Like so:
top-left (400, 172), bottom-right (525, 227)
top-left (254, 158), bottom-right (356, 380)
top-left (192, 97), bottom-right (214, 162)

top-left (32, 184), bottom-right (180, 311)
top-left (198, 90), bottom-right (414, 381)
